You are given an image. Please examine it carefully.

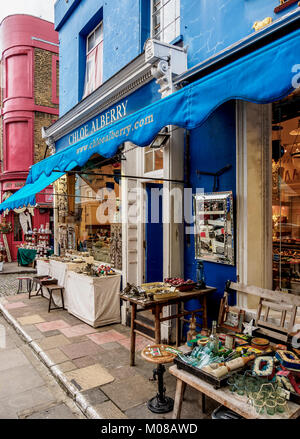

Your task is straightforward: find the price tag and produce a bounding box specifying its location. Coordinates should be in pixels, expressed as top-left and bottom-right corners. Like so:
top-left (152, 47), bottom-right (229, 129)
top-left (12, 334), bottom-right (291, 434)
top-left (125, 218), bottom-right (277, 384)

top-left (170, 286), bottom-right (176, 293)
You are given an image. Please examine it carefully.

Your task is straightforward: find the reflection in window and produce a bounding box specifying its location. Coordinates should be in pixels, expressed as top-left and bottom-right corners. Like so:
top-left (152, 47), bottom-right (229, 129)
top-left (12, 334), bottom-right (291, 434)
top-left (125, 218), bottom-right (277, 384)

top-left (144, 146), bottom-right (164, 173)
top-left (272, 89), bottom-right (300, 294)
top-left (73, 162), bottom-right (122, 269)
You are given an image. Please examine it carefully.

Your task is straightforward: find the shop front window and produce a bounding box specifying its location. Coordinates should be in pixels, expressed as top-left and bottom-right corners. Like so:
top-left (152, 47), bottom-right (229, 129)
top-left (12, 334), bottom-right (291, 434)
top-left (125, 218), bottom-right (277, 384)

top-left (272, 89), bottom-right (300, 294)
top-left (13, 212), bottom-right (23, 241)
top-left (144, 147), bottom-right (164, 173)
top-left (73, 161), bottom-right (122, 269)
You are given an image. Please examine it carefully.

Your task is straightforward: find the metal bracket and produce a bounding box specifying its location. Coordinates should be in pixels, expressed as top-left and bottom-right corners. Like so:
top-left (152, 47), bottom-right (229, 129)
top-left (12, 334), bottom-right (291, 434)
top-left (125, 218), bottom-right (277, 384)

top-left (196, 164), bottom-right (232, 192)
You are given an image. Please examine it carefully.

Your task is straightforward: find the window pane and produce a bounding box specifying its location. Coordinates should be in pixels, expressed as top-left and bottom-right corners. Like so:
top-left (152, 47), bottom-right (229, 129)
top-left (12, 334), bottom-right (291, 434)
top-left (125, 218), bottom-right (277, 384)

top-left (154, 148), bottom-right (163, 170)
top-left (145, 149), bottom-right (154, 173)
top-left (163, 22), bottom-right (176, 43)
top-left (164, 0), bottom-right (175, 29)
top-left (95, 24), bottom-right (103, 44)
top-left (14, 213), bottom-right (23, 242)
top-left (88, 33), bottom-right (95, 52)
top-left (175, 0), bottom-right (180, 18)
top-left (272, 91), bottom-right (300, 294)
top-left (153, 0), bottom-right (161, 13)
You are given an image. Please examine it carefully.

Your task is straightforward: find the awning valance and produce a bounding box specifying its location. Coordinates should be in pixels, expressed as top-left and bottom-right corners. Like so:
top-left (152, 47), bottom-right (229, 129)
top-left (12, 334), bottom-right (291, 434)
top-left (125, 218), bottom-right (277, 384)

top-left (0, 172), bottom-right (64, 213)
top-left (1, 26), bottom-right (300, 213)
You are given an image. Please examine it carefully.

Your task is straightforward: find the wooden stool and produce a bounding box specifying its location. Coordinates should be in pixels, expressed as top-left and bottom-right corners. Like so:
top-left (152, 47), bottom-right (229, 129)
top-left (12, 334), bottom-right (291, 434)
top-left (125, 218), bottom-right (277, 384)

top-left (29, 275), bottom-right (51, 299)
top-left (45, 284), bottom-right (65, 313)
top-left (141, 344), bottom-right (176, 414)
top-left (17, 277), bottom-right (32, 294)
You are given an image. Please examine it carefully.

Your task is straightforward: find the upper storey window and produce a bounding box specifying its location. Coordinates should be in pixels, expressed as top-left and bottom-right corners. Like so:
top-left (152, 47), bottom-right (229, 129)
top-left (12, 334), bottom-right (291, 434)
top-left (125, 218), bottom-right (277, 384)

top-left (151, 0), bottom-right (180, 43)
top-left (83, 22), bottom-right (103, 98)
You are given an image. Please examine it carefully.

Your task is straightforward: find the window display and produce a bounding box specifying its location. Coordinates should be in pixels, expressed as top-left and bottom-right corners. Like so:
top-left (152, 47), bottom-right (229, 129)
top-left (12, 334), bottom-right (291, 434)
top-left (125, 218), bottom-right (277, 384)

top-left (70, 160), bottom-right (122, 269)
top-left (272, 89), bottom-right (300, 294)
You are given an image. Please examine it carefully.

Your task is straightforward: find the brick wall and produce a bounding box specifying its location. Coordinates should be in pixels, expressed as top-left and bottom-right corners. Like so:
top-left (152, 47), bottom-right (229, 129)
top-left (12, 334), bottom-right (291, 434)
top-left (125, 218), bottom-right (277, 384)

top-left (34, 112), bottom-right (58, 163)
top-left (34, 48), bottom-right (59, 109)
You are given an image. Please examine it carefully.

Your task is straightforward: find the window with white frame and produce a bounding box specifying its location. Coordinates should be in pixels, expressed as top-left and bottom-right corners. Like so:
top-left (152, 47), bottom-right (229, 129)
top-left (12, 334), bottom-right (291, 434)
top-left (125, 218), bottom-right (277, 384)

top-left (83, 22), bottom-right (103, 98)
top-left (151, 0), bottom-right (180, 43)
top-left (144, 147), bottom-right (164, 173)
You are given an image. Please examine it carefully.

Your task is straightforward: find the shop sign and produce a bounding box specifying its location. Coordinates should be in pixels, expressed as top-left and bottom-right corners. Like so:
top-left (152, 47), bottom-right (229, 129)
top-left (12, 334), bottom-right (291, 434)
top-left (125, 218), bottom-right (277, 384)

top-left (55, 80), bottom-right (160, 152)
top-left (3, 182), bottom-right (25, 191)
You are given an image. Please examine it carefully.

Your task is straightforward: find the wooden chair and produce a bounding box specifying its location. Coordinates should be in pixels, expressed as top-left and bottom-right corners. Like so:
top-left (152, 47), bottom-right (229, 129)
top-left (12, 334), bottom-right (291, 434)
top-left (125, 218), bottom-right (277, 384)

top-left (229, 282), bottom-right (300, 342)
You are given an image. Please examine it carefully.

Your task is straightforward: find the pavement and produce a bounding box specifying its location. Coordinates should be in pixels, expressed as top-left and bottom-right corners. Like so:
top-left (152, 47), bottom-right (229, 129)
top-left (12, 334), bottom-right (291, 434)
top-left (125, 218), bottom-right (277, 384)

top-left (0, 314), bottom-right (85, 419)
top-left (0, 277), bottom-right (218, 419)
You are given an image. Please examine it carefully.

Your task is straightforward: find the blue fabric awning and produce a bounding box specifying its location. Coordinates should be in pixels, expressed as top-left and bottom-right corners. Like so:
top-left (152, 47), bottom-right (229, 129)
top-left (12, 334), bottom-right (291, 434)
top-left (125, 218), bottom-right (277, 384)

top-left (0, 172), bottom-right (64, 213)
top-left (1, 25), bottom-right (300, 213)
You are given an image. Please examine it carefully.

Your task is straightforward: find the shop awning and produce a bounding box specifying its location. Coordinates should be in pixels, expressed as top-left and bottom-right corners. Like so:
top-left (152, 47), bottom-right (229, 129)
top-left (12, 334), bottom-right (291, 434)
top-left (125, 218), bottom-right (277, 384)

top-left (1, 25), bottom-right (300, 212)
top-left (0, 171), bottom-right (64, 213)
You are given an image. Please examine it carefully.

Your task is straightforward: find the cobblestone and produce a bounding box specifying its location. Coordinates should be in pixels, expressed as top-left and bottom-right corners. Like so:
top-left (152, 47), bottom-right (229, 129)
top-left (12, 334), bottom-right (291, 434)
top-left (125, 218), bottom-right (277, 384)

top-left (0, 274), bottom-right (21, 297)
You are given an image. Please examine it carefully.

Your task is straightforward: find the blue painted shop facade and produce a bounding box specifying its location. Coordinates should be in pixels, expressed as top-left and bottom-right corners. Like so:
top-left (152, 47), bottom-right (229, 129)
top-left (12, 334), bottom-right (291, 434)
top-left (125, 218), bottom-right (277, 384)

top-left (42, 0), bottom-right (300, 335)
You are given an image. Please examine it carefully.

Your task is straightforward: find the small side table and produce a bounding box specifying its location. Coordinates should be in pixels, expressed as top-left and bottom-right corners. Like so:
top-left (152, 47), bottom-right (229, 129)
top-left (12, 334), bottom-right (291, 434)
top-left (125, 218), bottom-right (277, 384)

top-left (141, 344), bottom-right (176, 414)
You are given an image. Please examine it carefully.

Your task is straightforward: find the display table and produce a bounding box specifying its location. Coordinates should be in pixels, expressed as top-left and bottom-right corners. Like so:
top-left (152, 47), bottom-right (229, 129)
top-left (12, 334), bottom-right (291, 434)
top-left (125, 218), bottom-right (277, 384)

top-left (169, 365), bottom-right (300, 419)
top-left (17, 248), bottom-right (37, 266)
top-left (121, 286), bottom-right (215, 366)
top-left (66, 271), bottom-right (121, 327)
top-left (37, 259), bottom-right (85, 309)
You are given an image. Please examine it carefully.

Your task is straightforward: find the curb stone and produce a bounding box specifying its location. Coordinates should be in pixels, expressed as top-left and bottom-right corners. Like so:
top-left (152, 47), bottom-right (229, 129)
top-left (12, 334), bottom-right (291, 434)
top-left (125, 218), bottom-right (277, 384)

top-left (0, 301), bottom-right (102, 419)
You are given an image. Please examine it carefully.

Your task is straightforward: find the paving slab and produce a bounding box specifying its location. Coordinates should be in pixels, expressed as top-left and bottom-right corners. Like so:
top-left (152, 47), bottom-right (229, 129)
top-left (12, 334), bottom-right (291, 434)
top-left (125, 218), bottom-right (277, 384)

top-left (110, 365), bottom-right (139, 381)
top-left (37, 334), bottom-right (71, 351)
top-left (4, 302), bottom-right (28, 310)
top-left (0, 364), bottom-right (45, 400)
top-left (56, 361), bottom-right (77, 373)
top-left (19, 327), bottom-right (44, 343)
top-left (60, 323), bottom-right (98, 338)
top-left (0, 348), bottom-right (30, 372)
top-left (35, 320), bottom-right (70, 332)
top-left (17, 314), bottom-right (45, 325)
top-left (93, 401), bottom-right (127, 419)
top-left (25, 403), bottom-right (77, 419)
top-left (60, 340), bottom-right (102, 360)
top-left (65, 364), bottom-right (115, 391)
top-left (73, 355), bottom-right (97, 369)
top-left (80, 387), bottom-right (108, 406)
top-left (87, 329), bottom-right (128, 345)
top-left (101, 374), bottom-right (156, 411)
top-left (42, 329), bottom-right (62, 338)
top-left (44, 348), bottom-right (69, 365)
top-left (0, 385), bottom-right (57, 418)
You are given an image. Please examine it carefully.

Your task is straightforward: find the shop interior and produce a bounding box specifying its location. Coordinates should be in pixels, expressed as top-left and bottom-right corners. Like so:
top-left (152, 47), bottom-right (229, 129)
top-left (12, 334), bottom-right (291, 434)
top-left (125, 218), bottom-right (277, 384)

top-left (272, 88), bottom-right (300, 294)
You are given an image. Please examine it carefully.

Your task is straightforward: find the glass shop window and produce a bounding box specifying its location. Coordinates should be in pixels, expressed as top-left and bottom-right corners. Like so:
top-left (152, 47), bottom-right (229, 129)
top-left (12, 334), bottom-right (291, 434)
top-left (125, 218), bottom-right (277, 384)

top-left (144, 147), bottom-right (164, 173)
top-left (73, 161), bottom-right (122, 269)
top-left (13, 212), bottom-right (23, 242)
top-left (83, 22), bottom-right (103, 98)
top-left (151, 0), bottom-right (180, 43)
top-left (272, 88), bottom-right (300, 294)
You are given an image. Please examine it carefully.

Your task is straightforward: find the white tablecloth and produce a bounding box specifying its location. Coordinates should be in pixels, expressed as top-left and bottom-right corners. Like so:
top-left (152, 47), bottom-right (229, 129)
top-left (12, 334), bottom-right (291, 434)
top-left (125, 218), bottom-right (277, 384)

top-left (36, 259), bottom-right (51, 276)
top-left (36, 259), bottom-right (85, 308)
top-left (66, 272), bottom-right (121, 327)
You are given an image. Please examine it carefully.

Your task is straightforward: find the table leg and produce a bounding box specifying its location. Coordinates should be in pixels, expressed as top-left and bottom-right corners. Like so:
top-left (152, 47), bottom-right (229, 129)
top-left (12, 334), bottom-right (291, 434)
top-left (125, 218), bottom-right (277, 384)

top-left (172, 379), bottom-right (186, 419)
top-left (199, 392), bottom-right (206, 414)
top-left (130, 303), bottom-right (137, 366)
top-left (176, 303), bottom-right (180, 347)
top-left (155, 305), bottom-right (161, 344)
top-left (202, 295), bottom-right (208, 328)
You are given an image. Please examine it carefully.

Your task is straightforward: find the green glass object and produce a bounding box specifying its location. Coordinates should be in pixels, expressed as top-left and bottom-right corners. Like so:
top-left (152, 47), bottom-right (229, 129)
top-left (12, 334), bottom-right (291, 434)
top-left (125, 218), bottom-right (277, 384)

top-left (254, 399), bottom-right (265, 414)
top-left (265, 399), bottom-right (276, 416)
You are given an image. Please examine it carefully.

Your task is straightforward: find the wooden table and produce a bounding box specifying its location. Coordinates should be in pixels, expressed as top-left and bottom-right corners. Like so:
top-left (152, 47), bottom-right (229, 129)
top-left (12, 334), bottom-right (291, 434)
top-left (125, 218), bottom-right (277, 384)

top-left (121, 286), bottom-right (215, 366)
top-left (169, 365), bottom-right (300, 419)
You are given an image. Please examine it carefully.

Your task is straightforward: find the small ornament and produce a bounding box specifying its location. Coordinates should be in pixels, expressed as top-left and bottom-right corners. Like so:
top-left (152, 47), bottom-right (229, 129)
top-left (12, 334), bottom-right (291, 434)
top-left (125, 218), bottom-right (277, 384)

top-left (243, 319), bottom-right (258, 336)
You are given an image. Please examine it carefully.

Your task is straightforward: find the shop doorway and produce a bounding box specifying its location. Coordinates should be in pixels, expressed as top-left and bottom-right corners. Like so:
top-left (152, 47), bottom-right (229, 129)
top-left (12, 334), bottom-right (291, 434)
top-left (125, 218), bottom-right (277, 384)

top-left (7, 212), bottom-right (23, 261)
top-left (144, 183), bottom-right (163, 283)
